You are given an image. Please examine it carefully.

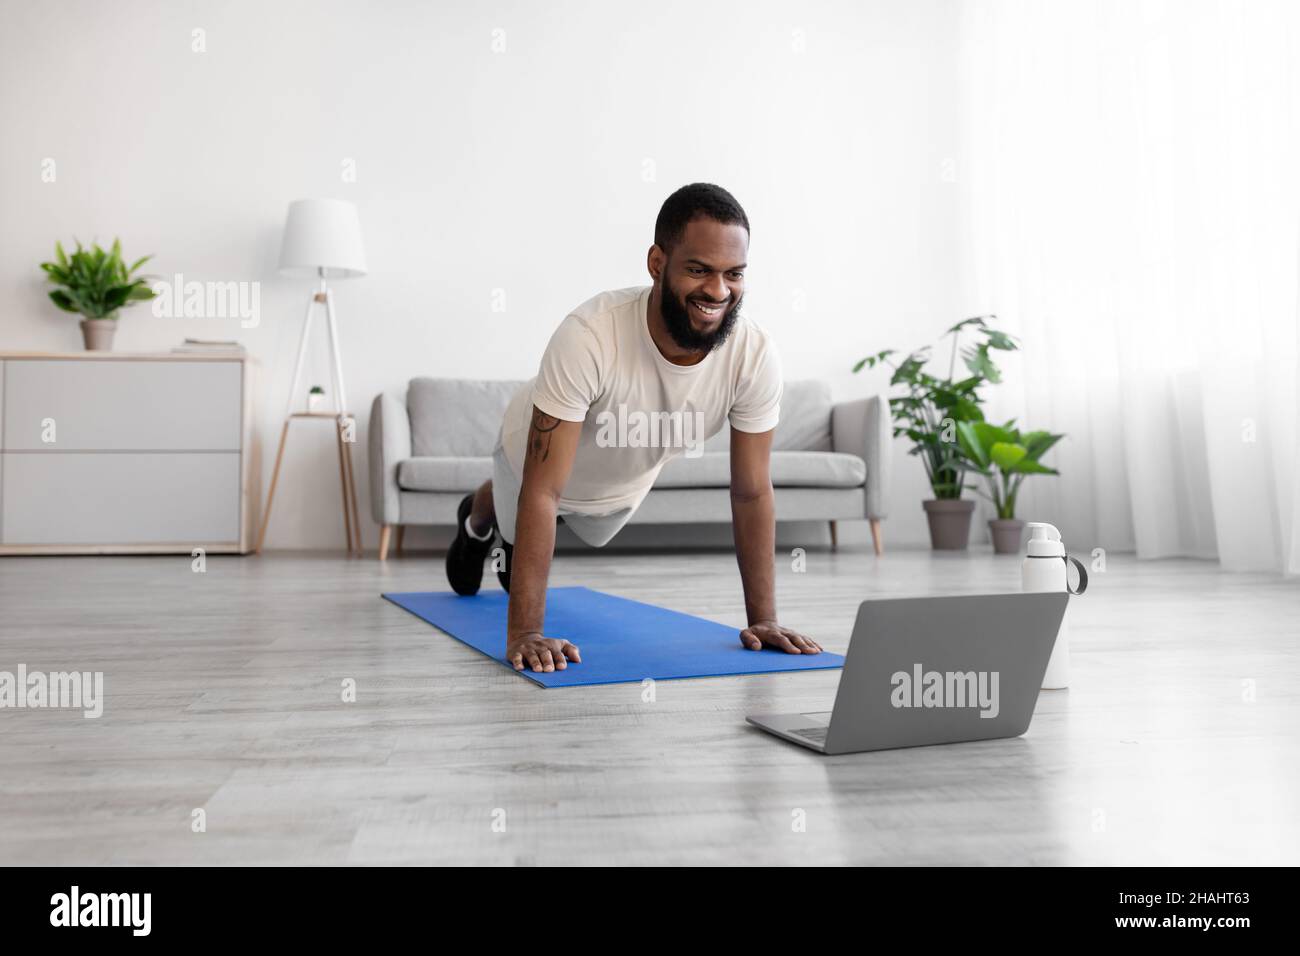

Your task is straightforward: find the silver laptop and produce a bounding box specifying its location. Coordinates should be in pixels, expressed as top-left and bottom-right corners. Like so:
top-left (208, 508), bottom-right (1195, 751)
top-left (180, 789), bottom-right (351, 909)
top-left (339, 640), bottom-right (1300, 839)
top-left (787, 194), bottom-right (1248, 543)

top-left (747, 592), bottom-right (1069, 754)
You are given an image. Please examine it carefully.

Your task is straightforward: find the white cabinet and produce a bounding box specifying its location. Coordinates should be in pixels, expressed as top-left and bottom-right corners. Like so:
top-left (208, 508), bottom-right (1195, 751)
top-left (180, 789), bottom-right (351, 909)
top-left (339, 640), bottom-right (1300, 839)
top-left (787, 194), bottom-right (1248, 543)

top-left (0, 353), bottom-right (259, 554)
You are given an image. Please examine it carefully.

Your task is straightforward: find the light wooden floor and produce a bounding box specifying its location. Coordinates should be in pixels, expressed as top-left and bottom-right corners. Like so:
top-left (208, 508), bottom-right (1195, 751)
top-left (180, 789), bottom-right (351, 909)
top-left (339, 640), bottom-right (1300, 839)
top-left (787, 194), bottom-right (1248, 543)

top-left (0, 542), bottom-right (1296, 866)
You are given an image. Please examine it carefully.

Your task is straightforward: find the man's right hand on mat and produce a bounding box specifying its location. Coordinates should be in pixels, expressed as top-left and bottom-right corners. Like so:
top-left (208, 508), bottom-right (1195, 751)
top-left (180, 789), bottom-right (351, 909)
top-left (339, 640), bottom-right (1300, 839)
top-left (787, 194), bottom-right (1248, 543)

top-left (739, 621), bottom-right (823, 655)
top-left (508, 632), bottom-right (582, 673)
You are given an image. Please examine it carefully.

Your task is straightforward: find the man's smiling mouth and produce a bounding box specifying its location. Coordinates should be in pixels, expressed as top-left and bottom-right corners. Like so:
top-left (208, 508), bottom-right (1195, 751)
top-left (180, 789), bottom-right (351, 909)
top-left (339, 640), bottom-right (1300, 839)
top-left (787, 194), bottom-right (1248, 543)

top-left (690, 298), bottom-right (726, 320)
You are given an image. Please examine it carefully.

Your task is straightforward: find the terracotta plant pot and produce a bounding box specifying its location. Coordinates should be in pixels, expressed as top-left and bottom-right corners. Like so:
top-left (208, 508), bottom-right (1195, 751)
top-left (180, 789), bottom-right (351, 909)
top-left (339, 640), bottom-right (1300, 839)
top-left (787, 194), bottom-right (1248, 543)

top-left (923, 498), bottom-right (975, 550)
top-left (989, 518), bottom-right (1026, 555)
top-left (80, 318), bottom-right (117, 351)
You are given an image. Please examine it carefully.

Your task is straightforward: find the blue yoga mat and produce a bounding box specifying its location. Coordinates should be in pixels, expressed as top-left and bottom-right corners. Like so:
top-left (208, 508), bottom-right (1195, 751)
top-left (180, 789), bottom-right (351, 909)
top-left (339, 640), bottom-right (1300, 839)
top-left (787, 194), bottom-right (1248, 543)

top-left (382, 586), bottom-right (844, 688)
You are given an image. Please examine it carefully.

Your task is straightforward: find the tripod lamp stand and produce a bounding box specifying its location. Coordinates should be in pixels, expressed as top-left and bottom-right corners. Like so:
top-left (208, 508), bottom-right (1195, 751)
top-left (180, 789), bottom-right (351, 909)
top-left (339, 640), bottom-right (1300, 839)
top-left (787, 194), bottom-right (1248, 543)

top-left (255, 198), bottom-right (367, 554)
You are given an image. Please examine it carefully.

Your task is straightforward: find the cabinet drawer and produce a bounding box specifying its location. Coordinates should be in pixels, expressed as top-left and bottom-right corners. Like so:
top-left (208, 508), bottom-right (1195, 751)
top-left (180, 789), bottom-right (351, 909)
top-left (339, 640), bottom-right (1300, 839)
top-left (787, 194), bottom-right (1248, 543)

top-left (2, 359), bottom-right (241, 450)
top-left (1, 452), bottom-right (241, 545)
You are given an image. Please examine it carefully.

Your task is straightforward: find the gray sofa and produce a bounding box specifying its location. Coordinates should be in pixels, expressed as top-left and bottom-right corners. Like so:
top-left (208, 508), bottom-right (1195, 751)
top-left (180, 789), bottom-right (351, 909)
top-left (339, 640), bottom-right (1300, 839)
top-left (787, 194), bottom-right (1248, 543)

top-left (369, 378), bottom-right (891, 559)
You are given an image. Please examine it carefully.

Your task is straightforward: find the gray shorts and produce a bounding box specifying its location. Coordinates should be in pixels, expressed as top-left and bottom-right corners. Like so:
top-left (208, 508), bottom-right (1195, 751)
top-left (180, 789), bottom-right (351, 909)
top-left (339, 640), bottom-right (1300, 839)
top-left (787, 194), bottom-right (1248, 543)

top-left (491, 438), bottom-right (635, 548)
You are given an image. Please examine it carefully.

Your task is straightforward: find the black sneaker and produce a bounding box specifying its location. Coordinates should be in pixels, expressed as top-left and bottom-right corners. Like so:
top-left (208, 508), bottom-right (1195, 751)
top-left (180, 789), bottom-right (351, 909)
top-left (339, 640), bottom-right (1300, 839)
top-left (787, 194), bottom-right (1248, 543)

top-left (445, 493), bottom-right (495, 596)
top-left (496, 539), bottom-right (513, 593)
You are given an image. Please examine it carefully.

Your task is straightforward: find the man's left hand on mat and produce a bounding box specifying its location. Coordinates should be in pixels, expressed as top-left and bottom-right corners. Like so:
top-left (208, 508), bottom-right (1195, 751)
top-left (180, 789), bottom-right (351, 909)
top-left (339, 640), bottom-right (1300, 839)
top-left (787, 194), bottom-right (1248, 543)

top-left (739, 622), bottom-right (822, 654)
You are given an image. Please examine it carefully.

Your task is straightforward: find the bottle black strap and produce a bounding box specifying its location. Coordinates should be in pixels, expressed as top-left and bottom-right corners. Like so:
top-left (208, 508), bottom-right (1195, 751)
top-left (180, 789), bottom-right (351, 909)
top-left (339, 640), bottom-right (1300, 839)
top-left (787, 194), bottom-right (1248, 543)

top-left (1064, 555), bottom-right (1088, 594)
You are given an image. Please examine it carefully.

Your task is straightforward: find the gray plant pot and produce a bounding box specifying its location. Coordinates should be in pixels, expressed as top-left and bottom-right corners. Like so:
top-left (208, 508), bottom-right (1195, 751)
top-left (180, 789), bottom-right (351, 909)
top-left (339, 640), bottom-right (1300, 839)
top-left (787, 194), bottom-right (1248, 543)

top-left (989, 518), bottom-right (1026, 555)
top-left (80, 318), bottom-right (117, 351)
top-left (922, 498), bottom-right (975, 550)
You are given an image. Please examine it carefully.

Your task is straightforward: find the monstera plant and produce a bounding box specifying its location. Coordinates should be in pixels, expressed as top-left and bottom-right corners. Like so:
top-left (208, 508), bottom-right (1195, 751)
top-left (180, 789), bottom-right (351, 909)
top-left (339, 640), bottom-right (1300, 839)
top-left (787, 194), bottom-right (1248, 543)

top-left (40, 238), bottom-right (157, 351)
top-left (854, 315), bottom-right (1018, 550)
top-left (956, 420), bottom-right (1064, 553)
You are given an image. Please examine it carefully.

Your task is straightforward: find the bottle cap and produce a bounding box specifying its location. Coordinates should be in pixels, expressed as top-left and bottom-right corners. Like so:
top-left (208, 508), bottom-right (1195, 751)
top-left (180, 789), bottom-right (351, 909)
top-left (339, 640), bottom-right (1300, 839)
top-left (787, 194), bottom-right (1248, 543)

top-left (1025, 521), bottom-right (1065, 557)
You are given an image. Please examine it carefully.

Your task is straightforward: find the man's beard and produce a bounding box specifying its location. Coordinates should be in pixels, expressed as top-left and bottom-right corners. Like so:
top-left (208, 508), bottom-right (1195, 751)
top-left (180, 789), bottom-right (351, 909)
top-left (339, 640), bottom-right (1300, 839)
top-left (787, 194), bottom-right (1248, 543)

top-left (658, 278), bottom-right (743, 354)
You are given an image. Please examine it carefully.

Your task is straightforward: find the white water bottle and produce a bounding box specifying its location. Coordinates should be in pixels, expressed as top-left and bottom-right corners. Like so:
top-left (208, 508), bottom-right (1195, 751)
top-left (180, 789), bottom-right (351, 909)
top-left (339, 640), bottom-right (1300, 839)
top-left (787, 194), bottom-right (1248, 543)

top-left (1022, 522), bottom-right (1072, 689)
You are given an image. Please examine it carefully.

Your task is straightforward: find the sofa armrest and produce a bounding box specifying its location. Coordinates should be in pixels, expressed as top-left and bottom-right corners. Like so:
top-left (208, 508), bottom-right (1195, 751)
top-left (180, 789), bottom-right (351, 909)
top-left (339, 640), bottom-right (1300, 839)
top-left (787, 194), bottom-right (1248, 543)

top-left (369, 389), bottom-right (411, 525)
top-left (831, 395), bottom-right (892, 520)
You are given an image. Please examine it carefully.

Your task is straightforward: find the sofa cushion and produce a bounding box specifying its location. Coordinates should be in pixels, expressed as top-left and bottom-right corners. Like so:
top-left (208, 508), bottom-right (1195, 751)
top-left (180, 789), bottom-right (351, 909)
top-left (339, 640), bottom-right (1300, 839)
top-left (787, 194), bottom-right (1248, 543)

top-left (407, 378), bottom-right (527, 458)
top-left (773, 379), bottom-right (834, 451)
top-left (409, 377), bottom-right (832, 458)
top-left (654, 451), bottom-right (865, 489)
top-left (410, 377), bottom-right (837, 460)
top-left (398, 450), bottom-right (867, 493)
top-left (397, 456), bottom-right (494, 493)
top-left (702, 379), bottom-right (833, 453)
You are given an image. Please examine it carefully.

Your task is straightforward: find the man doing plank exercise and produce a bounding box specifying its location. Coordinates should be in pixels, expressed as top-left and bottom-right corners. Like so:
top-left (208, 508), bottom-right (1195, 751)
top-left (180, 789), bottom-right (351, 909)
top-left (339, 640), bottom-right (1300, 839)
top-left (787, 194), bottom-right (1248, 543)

top-left (445, 183), bottom-right (822, 673)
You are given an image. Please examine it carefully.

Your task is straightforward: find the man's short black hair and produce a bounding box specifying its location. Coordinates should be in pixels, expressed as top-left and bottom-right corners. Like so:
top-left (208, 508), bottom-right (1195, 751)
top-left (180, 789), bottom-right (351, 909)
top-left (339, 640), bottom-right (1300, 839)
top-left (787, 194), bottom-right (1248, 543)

top-left (653, 183), bottom-right (750, 255)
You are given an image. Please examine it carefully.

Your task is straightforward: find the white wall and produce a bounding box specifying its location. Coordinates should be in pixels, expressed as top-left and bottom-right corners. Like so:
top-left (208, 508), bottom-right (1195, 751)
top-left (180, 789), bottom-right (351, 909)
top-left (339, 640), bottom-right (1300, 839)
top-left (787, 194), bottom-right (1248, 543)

top-left (0, 0), bottom-right (962, 551)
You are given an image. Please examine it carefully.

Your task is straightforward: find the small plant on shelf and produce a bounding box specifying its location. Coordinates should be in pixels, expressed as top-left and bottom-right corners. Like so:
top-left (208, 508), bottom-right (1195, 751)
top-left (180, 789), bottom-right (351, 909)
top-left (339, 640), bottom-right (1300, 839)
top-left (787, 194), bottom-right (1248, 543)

top-left (39, 238), bottom-right (157, 351)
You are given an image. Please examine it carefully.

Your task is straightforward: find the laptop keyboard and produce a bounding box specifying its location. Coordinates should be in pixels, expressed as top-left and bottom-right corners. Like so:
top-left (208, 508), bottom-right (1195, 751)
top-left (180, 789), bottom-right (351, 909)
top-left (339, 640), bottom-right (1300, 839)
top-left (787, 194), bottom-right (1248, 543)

top-left (792, 727), bottom-right (829, 744)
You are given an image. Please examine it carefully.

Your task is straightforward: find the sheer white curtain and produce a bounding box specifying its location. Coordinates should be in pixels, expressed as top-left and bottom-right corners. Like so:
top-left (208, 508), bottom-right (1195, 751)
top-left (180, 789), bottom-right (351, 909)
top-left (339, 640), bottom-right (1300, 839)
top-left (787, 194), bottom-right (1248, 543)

top-left (957, 0), bottom-right (1300, 574)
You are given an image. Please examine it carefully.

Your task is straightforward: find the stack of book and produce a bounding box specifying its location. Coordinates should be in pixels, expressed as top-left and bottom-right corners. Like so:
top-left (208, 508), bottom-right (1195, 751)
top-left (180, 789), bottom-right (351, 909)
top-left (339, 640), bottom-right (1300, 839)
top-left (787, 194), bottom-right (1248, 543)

top-left (172, 338), bottom-right (246, 355)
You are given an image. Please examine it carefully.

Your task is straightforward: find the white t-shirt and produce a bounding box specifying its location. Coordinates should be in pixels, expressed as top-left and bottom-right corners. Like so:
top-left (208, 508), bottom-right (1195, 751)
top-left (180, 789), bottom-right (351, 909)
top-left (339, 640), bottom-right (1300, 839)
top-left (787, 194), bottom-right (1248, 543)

top-left (500, 286), bottom-right (782, 515)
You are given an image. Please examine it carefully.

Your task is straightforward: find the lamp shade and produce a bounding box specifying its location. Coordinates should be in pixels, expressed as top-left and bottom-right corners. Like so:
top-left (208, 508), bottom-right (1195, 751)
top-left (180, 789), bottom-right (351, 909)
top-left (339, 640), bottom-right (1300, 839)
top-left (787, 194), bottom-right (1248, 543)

top-left (278, 198), bottom-right (367, 279)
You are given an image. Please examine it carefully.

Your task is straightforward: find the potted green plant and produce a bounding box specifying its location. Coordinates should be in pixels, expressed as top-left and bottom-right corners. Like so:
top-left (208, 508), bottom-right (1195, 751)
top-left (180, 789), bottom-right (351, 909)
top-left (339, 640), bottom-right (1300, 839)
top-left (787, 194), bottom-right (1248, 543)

top-left (39, 239), bottom-right (157, 351)
top-left (854, 316), bottom-right (1018, 550)
top-left (955, 420), bottom-right (1064, 553)
top-left (308, 385), bottom-right (326, 412)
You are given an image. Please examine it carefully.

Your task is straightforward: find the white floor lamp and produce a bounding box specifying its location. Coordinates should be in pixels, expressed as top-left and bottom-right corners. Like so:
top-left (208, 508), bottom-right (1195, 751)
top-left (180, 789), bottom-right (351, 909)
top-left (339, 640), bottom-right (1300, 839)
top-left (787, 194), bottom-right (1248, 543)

top-left (256, 198), bottom-right (367, 554)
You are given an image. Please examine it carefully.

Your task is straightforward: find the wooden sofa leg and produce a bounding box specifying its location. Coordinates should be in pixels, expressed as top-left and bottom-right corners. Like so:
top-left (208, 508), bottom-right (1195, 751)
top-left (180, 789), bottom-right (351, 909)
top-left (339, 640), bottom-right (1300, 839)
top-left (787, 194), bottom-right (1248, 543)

top-left (378, 524), bottom-right (392, 561)
top-left (395, 525), bottom-right (405, 555)
top-left (829, 520), bottom-right (838, 551)
top-left (870, 518), bottom-right (883, 556)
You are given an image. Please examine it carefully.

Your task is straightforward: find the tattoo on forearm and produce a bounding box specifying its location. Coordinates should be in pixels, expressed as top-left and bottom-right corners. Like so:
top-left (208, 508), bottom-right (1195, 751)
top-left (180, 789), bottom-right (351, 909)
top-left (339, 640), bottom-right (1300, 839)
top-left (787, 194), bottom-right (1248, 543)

top-left (528, 408), bottom-right (561, 462)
